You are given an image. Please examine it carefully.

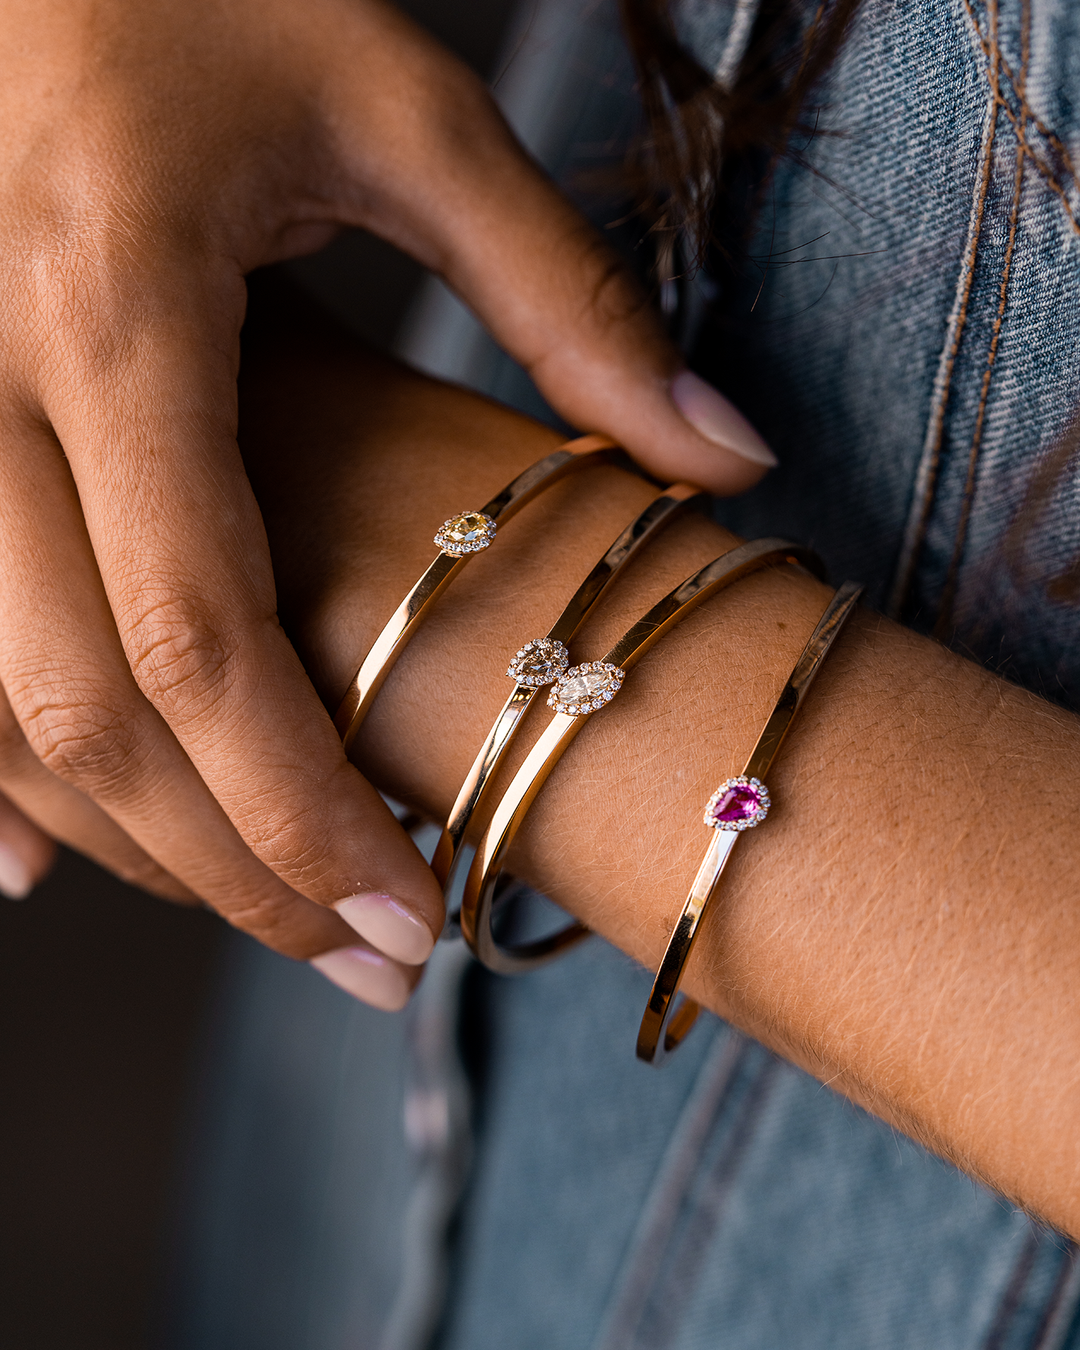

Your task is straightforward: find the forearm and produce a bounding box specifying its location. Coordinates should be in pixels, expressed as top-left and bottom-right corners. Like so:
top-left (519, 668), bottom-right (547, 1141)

top-left (241, 302), bottom-right (1080, 1235)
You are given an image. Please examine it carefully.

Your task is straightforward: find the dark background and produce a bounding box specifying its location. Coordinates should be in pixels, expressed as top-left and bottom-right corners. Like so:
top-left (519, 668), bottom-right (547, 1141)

top-left (0, 3), bottom-right (516, 1347)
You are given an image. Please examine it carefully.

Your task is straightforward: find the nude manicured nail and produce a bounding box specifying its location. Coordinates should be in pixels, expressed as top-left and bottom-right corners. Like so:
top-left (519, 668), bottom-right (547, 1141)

top-left (310, 945), bottom-right (415, 1011)
top-left (335, 892), bottom-right (435, 965)
top-left (670, 369), bottom-right (778, 468)
top-left (0, 842), bottom-right (34, 900)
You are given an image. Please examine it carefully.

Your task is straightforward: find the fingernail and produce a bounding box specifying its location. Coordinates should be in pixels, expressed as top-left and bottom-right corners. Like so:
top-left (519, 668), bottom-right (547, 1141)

top-left (310, 945), bottom-right (415, 1011)
top-left (0, 841), bottom-right (34, 900)
top-left (334, 892), bottom-right (435, 965)
top-left (670, 370), bottom-right (778, 468)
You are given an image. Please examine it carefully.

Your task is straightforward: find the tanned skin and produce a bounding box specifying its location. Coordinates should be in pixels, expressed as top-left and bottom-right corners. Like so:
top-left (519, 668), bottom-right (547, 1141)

top-left (231, 296), bottom-right (1079, 1237)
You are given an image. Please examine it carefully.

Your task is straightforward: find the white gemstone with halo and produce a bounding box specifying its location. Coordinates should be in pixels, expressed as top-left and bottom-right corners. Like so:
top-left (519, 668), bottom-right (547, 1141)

top-left (434, 511), bottom-right (496, 556)
top-left (506, 638), bottom-right (570, 687)
top-left (547, 661), bottom-right (625, 716)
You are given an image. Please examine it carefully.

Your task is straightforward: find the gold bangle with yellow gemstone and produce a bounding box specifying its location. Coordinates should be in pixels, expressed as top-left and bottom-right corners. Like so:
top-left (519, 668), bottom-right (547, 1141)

top-left (333, 434), bottom-right (625, 757)
top-left (458, 538), bottom-right (826, 975)
top-left (433, 482), bottom-right (705, 929)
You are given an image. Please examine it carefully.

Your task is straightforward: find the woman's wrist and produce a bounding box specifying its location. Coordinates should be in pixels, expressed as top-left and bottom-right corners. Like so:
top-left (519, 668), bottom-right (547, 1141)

top-left (241, 300), bottom-right (1080, 1236)
top-left (243, 326), bottom-right (824, 927)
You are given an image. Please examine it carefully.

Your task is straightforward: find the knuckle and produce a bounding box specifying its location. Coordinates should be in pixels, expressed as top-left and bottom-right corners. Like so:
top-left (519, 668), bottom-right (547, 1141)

top-left (23, 694), bottom-right (141, 792)
top-left (245, 803), bottom-right (336, 889)
top-left (122, 599), bottom-right (239, 715)
top-left (24, 213), bottom-right (160, 365)
top-left (15, 212), bottom-right (233, 388)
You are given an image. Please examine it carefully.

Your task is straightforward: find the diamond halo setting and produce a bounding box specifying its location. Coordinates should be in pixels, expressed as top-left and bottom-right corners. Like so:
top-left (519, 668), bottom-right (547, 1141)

top-left (547, 661), bottom-right (625, 716)
top-left (507, 638), bottom-right (570, 687)
top-left (434, 511), bottom-right (496, 556)
top-left (703, 776), bottom-right (770, 831)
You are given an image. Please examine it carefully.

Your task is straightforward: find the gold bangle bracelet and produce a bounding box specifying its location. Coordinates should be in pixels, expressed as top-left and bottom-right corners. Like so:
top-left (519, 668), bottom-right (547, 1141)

top-left (636, 580), bottom-right (863, 1067)
top-left (333, 433), bottom-right (624, 756)
top-left (433, 482), bottom-right (705, 929)
top-left (459, 538), bottom-right (826, 975)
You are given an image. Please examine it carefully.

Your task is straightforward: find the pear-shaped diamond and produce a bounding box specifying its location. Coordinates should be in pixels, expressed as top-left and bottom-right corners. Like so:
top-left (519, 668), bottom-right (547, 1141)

top-left (435, 511), bottom-right (496, 555)
top-left (507, 638), bottom-right (569, 686)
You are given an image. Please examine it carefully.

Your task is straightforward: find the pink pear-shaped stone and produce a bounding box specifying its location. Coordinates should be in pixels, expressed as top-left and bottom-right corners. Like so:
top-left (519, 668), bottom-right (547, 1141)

top-left (709, 783), bottom-right (763, 824)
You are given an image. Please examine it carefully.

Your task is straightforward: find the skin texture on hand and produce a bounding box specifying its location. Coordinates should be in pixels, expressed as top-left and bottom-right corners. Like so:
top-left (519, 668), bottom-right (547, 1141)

top-left (231, 293), bottom-right (1080, 1238)
top-left (0, 0), bottom-right (772, 952)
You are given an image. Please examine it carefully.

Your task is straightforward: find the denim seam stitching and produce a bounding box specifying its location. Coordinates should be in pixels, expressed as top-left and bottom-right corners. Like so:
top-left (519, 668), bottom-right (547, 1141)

top-left (936, 0), bottom-right (1029, 635)
top-left (993, 104), bottom-right (1080, 237)
top-left (994, 37), bottom-right (1079, 184)
top-left (987, 3), bottom-right (1078, 189)
top-left (962, 0), bottom-right (1080, 236)
top-left (886, 3), bottom-right (1000, 618)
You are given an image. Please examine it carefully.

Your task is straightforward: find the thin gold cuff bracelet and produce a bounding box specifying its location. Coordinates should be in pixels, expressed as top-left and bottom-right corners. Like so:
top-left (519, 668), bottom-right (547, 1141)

top-left (459, 538), bottom-right (826, 976)
top-left (434, 482), bottom-right (705, 930)
top-left (334, 434), bottom-right (624, 757)
top-left (636, 579), bottom-right (863, 1067)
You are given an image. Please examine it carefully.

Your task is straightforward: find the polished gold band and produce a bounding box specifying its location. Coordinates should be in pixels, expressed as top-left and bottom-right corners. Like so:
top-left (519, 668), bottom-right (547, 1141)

top-left (333, 434), bottom-right (624, 757)
top-left (434, 482), bottom-right (704, 930)
top-left (459, 538), bottom-right (827, 975)
top-left (636, 579), bottom-right (863, 1066)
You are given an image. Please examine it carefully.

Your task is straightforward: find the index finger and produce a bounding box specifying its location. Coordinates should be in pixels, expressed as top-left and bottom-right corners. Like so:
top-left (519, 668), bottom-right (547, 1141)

top-left (313, 16), bottom-right (775, 493)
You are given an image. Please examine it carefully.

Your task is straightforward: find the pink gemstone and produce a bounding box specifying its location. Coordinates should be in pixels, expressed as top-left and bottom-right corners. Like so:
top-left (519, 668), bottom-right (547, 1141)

top-left (710, 784), bottom-right (762, 824)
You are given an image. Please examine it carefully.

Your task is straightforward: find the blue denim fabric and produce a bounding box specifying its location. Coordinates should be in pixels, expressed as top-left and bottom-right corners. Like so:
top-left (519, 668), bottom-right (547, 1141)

top-left (167, 2), bottom-right (1080, 1347)
top-left (440, 940), bottom-right (1080, 1350)
top-left (689, 0), bottom-right (1080, 706)
top-left (164, 938), bottom-right (415, 1350)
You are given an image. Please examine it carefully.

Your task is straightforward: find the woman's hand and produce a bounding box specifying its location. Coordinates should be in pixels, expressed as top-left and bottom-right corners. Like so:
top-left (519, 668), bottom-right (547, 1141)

top-left (0, 0), bottom-right (773, 964)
